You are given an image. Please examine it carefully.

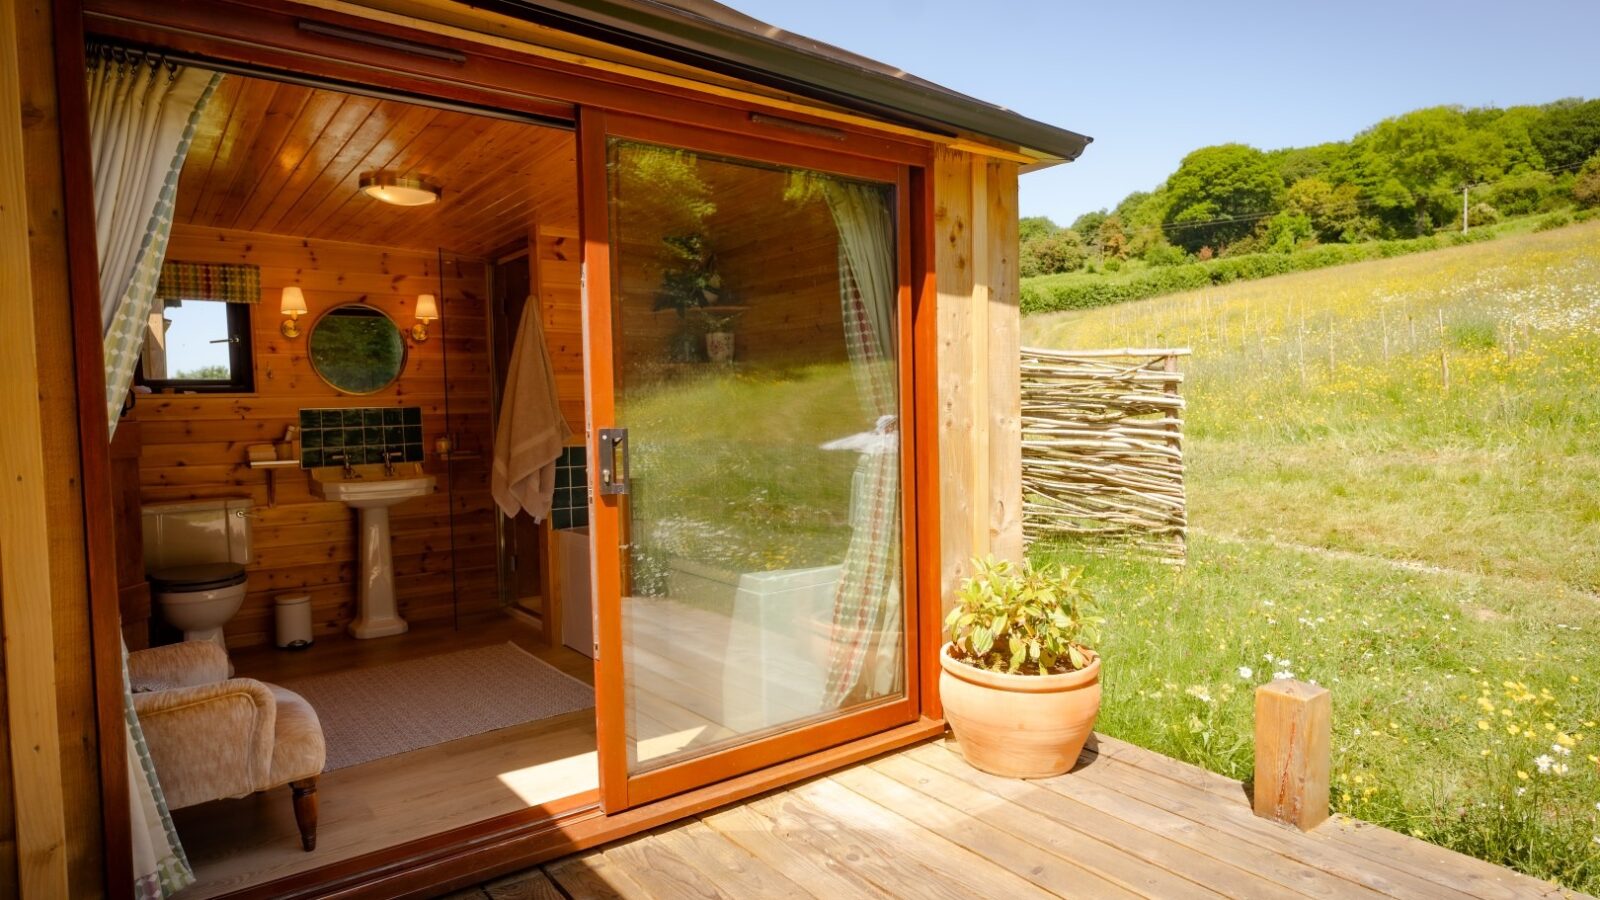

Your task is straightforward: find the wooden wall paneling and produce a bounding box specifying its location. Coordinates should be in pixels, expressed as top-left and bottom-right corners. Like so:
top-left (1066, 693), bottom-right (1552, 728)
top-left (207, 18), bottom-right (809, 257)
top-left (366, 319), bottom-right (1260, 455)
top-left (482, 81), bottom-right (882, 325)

top-left (171, 73), bottom-right (579, 257)
top-left (250, 94), bottom-right (383, 235)
top-left (984, 160), bottom-right (1023, 562)
top-left (967, 155), bottom-right (991, 563)
top-left (1, 0), bottom-right (73, 891)
top-left (174, 73), bottom-right (246, 224)
top-left (133, 226), bottom-right (497, 649)
top-left (932, 150), bottom-right (1024, 605)
top-left (26, 0), bottom-right (128, 891)
top-left (223, 89), bottom-right (347, 232)
top-left (933, 147), bottom-right (978, 609)
top-left (111, 422), bottom-right (152, 650)
top-left (535, 225), bottom-right (586, 429)
top-left (188, 78), bottom-right (301, 228)
top-left (284, 102), bottom-right (442, 237)
top-left (910, 163), bottom-right (942, 722)
top-left (440, 252), bottom-right (499, 622)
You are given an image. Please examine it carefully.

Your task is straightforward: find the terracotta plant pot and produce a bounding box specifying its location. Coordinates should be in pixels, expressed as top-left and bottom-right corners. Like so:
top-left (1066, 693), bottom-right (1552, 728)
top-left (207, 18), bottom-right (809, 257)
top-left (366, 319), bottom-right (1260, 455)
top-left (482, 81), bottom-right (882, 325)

top-left (939, 642), bottom-right (1101, 778)
top-left (705, 331), bottom-right (735, 363)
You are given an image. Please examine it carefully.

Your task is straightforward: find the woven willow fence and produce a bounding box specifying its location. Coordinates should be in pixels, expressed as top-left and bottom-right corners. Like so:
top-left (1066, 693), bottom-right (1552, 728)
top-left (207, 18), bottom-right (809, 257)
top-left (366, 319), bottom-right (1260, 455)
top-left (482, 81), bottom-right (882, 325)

top-left (1021, 347), bottom-right (1189, 563)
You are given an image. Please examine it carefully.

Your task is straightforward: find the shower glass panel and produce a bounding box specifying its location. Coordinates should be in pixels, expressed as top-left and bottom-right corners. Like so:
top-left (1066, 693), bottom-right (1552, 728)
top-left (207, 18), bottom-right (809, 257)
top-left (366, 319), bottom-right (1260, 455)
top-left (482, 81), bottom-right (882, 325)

top-left (606, 140), bottom-right (907, 774)
top-left (437, 250), bottom-right (498, 626)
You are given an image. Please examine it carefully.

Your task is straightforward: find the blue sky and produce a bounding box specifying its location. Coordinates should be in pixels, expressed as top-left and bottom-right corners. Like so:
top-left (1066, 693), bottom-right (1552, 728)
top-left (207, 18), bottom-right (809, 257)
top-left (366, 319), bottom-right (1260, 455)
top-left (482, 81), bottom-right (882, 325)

top-left (729, 0), bottom-right (1600, 225)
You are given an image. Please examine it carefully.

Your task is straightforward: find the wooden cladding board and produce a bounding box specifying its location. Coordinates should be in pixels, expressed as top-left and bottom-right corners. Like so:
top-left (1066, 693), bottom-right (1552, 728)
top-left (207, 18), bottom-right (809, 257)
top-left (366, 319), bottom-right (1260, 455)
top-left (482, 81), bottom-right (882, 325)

top-left (176, 73), bottom-right (578, 257)
top-left (131, 225), bottom-right (519, 648)
top-left (532, 224), bottom-right (586, 429)
top-left (934, 148), bottom-right (1022, 607)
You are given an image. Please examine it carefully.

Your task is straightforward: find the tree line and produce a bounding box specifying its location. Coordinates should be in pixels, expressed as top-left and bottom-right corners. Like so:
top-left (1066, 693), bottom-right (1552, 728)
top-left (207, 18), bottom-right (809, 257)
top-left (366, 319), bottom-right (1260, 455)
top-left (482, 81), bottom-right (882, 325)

top-left (1024, 98), bottom-right (1600, 278)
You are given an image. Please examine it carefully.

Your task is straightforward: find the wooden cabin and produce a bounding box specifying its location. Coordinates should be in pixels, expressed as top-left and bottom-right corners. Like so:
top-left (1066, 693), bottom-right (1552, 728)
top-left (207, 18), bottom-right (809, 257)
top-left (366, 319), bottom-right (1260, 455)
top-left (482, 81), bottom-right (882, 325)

top-left (0, 1), bottom-right (1088, 896)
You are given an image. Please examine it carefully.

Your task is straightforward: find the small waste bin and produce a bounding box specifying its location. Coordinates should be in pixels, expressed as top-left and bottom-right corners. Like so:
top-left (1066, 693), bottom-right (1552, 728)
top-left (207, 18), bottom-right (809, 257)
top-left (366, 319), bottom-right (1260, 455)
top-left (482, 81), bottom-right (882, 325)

top-left (274, 593), bottom-right (313, 650)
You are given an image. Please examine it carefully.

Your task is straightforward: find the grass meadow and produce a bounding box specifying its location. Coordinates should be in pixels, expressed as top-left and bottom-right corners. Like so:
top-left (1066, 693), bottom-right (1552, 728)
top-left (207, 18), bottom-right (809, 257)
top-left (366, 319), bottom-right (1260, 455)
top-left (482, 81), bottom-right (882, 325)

top-left (1024, 221), bottom-right (1600, 891)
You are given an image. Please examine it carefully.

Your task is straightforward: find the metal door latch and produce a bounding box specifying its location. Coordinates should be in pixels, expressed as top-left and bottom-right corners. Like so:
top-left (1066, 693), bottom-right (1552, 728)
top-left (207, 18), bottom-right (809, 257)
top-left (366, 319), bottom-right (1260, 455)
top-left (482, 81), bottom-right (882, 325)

top-left (597, 428), bottom-right (629, 495)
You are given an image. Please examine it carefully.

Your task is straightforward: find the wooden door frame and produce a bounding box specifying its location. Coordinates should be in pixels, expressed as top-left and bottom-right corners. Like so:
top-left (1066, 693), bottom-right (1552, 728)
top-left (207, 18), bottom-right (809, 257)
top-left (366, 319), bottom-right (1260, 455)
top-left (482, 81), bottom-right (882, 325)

top-left (580, 109), bottom-right (930, 812)
top-left (57, 0), bottom-right (946, 894)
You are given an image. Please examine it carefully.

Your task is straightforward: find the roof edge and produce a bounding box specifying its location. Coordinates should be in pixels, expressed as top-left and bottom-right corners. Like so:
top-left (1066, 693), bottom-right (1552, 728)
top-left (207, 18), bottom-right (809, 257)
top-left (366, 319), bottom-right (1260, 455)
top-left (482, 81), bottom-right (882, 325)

top-left (469, 0), bottom-right (1091, 162)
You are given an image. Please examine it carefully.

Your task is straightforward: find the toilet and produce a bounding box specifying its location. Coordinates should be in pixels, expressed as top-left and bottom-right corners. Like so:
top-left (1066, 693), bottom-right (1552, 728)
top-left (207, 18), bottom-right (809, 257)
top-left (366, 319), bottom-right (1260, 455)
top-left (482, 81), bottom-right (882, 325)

top-left (142, 498), bottom-right (253, 649)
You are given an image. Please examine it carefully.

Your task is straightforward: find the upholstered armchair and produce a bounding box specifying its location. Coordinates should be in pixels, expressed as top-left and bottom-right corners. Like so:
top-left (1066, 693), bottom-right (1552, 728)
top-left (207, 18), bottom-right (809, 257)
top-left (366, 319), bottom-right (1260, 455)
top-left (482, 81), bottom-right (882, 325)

top-left (127, 641), bottom-right (327, 851)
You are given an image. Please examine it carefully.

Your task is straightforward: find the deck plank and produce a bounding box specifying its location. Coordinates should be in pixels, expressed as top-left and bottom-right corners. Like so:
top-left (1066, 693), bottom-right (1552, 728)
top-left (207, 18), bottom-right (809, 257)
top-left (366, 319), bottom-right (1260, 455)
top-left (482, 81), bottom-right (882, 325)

top-left (647, 819), bottom-right (813, 899)
top-left (482, 867), bottom-right (563, 900)
top-left (829, 764), bottom-right (1149, 899)
top-left (543, 851), bottom-right (647, 899)
top-left (600, 832), bottom-right (742, 900)
top-left (766, 779), bottom-right (1055, 900)
top-left (526, 735), bottom-right (1589, 900)
top-left (1071, 748), bottom-right (1520, 900)
top-left (884, 749), bottom-right (1318, 900)
top-left (901, 745), bottom-right (1379, 900)
top-left (699, 801), bottom-right (886, 900)
top-left (1075, 735), bottom-right (1566, 898)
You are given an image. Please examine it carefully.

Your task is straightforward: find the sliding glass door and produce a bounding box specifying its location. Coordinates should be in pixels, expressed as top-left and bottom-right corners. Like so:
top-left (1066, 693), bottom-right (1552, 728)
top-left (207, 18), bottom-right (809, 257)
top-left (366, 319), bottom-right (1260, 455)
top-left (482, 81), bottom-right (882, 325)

top-left (581, 111), bottom-right (920, 809)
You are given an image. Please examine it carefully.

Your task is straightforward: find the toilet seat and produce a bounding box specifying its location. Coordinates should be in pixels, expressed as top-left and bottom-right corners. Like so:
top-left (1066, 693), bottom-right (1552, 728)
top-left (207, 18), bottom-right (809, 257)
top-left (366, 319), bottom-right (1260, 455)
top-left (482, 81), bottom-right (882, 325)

top-left (150, 562), bottom-right (248, 593)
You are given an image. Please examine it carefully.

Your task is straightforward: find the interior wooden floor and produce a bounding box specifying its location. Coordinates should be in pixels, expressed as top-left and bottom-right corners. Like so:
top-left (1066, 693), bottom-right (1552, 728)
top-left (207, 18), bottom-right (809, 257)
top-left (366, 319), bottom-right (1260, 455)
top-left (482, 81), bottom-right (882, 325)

top-left (471, 733), bottom-right (1574, 900)
top-left (168, 595), bottom-right (851, 897)
top-left (172, 612), bottom-right (598, 899)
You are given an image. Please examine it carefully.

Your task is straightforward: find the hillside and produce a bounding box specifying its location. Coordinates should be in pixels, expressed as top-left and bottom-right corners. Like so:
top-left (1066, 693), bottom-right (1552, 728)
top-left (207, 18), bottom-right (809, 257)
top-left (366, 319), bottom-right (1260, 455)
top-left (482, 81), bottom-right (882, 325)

top-left (1021, 98), bottom-right (1600, 296)
top-left (1022, 221), bottom-right (1600, 891)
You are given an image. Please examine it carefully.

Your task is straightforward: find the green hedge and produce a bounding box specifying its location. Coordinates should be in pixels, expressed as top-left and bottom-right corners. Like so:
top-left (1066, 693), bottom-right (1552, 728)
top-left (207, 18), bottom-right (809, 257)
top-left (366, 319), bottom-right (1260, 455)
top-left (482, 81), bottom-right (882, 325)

top-left (1020, 230), bottom-right (1498, 315)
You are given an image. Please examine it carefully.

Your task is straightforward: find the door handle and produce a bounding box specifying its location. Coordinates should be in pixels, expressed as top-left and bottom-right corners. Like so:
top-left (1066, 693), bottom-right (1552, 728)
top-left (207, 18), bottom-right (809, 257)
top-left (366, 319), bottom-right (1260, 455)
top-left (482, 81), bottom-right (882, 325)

top-left (598, 428), bottom-right (629, 495)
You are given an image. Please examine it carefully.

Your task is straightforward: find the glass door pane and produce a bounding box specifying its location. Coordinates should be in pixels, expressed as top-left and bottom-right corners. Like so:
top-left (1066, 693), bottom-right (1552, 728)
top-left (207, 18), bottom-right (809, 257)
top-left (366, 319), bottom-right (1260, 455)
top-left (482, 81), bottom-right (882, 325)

top-left (606, 140), bottom-right (907, 775)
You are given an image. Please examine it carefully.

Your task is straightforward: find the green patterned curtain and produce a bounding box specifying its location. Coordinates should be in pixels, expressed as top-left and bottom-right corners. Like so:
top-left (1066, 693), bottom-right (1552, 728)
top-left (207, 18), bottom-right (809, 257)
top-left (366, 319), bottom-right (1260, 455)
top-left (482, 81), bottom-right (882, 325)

top-left (89, 45), bottom-right (220, 433)
top-left (819, 181), bottom-right (904, 707)
top-left (155, 261), bottom-right (261, 304)
top-left (87, 44), bottom-right (219, 899)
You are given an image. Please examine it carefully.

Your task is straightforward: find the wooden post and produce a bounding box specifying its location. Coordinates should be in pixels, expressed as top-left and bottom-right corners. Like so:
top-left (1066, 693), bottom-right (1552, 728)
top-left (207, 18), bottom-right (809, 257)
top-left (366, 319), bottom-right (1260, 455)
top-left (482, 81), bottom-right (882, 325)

top-left (1437, 309), bottom-right (1450, 394)
top-left (1253, 680), bottom-right (1330, 831)
top-left (1, 0), bottom-right (73, 890)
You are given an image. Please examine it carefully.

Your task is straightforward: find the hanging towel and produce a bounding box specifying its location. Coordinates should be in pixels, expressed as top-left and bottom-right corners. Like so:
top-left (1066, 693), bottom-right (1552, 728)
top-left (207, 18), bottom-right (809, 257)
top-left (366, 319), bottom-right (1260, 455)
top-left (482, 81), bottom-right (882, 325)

top-left (492, 298), bottom-right (573, 520)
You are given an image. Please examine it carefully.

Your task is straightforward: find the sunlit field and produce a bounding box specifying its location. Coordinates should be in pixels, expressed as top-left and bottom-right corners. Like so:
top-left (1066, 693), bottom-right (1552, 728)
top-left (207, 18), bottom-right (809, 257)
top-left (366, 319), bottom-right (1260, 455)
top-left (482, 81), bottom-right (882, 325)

top-left (1024, 221), bottom-right (1600, 891)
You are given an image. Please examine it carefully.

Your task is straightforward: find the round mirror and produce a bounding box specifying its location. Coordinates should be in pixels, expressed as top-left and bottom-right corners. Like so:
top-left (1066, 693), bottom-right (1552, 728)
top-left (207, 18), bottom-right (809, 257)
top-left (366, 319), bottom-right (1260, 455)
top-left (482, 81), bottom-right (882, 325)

top-left (307, 304), bottom-right (407, 394)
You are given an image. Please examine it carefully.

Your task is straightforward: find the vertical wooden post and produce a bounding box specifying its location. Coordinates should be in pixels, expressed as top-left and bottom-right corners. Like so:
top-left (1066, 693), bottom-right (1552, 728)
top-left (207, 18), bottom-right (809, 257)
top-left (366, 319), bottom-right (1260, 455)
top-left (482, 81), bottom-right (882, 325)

top-left (1437, 309), bottom-right (1450, 394)
top-left (1253, 680), bottom-right (1330, 831)
top-left (0, 0), bottom-right (72, 887)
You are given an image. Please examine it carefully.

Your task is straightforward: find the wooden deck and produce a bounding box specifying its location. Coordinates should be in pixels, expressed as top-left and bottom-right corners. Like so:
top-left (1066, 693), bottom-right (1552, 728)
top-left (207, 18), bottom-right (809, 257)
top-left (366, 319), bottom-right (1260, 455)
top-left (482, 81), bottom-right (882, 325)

top-left (460, 733), bottom-right (1580, 900)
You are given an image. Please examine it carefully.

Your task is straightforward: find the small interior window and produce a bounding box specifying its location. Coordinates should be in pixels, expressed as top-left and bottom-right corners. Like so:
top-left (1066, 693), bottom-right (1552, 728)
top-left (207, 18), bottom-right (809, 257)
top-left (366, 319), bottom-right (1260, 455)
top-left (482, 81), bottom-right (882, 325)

top-left (138, 297), bottom-right (255, 392)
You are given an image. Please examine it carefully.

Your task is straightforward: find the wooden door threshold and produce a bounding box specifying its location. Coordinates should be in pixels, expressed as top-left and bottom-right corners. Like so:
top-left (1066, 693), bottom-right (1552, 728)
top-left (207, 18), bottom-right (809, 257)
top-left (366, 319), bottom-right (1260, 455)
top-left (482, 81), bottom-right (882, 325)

top-left (218, 718), bottom-right (946, 899)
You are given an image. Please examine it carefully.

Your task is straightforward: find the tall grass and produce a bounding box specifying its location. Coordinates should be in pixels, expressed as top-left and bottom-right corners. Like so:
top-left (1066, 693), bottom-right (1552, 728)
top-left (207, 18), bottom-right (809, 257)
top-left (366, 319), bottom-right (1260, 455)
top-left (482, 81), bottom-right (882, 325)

top-left (1024, 221), bottom-right (1600, 891)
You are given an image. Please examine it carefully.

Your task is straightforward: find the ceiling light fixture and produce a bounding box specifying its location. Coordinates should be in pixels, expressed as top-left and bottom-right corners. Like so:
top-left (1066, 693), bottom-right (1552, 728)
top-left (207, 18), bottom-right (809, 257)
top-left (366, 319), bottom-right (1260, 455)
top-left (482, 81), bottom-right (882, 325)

top-left (359, 170), bottom-right (441, 207)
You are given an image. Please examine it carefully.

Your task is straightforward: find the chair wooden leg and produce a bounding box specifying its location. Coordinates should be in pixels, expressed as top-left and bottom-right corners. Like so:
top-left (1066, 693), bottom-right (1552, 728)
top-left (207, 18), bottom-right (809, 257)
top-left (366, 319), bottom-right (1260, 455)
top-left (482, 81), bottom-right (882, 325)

top-left (290, 777), bottom-right (319, 851)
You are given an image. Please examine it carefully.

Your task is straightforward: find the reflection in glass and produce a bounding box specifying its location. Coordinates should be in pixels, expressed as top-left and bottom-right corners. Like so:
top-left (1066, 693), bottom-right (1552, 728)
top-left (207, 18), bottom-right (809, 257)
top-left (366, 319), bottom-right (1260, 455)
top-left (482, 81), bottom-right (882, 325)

top-left (308, 304), bottom-right (407, 394)
top-left (608, 140), bottom-right (904, 773)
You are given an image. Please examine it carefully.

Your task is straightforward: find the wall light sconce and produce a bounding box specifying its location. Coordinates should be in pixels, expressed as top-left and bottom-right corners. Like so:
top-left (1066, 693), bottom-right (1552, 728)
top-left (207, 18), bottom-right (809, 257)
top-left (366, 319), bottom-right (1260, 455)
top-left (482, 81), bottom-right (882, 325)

top-left (412, 293), bottom-right (438, 342)
top-left (280, 286), bottom-right (308, 338)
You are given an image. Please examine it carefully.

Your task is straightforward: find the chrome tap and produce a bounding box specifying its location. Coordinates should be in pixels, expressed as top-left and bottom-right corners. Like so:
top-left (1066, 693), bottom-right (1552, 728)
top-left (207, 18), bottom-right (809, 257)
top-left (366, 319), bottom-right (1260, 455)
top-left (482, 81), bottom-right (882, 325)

top-left (327, 451), bottom-right (359, 480)
top-left (383, 450), bottom-right (403, 477)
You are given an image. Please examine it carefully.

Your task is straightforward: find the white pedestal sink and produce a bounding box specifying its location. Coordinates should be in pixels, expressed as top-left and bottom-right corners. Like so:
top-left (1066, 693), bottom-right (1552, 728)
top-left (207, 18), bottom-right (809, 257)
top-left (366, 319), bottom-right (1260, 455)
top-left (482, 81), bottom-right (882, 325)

top-left (311, 471), bottom-right (436, 639)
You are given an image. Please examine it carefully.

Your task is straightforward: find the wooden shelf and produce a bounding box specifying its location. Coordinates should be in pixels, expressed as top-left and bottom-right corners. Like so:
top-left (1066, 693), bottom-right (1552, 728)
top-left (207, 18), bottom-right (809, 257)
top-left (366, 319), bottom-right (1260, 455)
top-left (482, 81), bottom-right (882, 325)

top-left (247, 458), bottom-right (302, 470)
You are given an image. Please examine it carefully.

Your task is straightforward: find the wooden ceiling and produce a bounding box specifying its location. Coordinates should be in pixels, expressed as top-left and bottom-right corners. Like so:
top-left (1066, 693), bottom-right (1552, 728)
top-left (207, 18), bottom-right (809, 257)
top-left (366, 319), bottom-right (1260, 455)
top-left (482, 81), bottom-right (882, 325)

top-left (175, 74), bottom-right (577, 257)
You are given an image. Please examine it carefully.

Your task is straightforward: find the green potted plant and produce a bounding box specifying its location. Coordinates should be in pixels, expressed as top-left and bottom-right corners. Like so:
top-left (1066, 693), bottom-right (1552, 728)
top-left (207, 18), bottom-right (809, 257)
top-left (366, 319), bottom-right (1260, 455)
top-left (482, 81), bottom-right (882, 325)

top-left (940, 556), bottom-right (1104, 778)
top-left (654, 233), bottom-right (725, 362)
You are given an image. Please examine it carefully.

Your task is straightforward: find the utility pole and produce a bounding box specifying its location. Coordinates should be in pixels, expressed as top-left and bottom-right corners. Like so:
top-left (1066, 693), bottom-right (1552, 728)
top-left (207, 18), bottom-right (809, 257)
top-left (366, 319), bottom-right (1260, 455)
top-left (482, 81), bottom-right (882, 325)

top-left (1462, 184), bottom-right (1470, 233)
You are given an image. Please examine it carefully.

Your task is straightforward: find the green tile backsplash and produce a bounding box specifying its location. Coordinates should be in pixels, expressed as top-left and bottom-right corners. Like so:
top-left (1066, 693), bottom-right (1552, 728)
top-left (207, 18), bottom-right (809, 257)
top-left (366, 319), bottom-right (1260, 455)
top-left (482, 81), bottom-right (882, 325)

top-left (299, 406), bottom-right (423, 468)
top-left (550, 445), bottom-right (588, 530)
